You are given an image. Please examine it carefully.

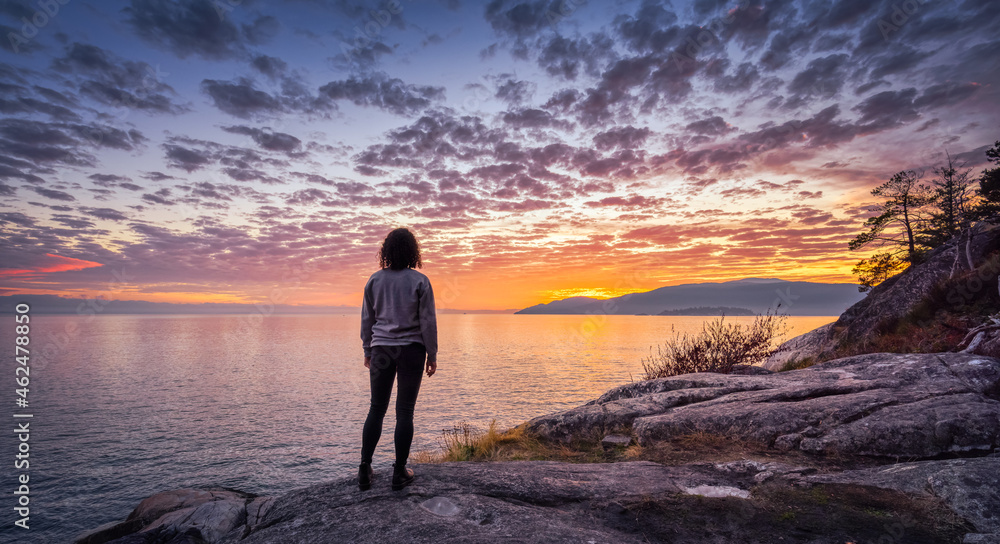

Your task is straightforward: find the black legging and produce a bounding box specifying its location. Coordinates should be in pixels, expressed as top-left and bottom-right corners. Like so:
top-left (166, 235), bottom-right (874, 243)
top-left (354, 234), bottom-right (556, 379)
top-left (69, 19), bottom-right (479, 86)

top-left (361, 343), bottom-right (425, 467)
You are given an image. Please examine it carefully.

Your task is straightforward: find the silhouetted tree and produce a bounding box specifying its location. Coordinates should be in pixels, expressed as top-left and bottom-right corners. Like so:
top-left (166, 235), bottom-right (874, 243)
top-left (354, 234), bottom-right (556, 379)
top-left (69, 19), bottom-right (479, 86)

top-left (921, 153), bottom-right (974, 248)
top-left (974, 140), bottom-right (1000, 223)
top-left (851, 252), bottom-right (910, 293)
top-left (849, 170), bottom-right (931, 291)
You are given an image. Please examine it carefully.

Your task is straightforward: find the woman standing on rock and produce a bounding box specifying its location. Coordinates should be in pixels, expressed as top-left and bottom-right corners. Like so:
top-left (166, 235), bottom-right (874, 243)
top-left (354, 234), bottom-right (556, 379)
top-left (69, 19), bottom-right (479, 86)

top-left (359, 227), bottom-right (438, 491)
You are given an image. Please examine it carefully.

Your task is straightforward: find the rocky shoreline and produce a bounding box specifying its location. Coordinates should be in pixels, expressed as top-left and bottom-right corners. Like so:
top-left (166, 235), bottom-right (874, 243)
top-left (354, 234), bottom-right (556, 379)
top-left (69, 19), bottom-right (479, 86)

top-left (77, 351), bottom-right (1000, 544)
top-left (76, 457), bottom-right (1000, 544)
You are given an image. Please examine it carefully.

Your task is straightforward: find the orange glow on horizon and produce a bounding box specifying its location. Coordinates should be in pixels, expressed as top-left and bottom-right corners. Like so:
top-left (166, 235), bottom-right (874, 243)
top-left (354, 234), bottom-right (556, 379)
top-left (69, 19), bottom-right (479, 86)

top-left (0, 245), bottom-right (863, 310)
top-left (541, 287), bottom-right (650, 300)
top-left (0, 254), bottom-right (104, 278)
top-left (126, 292), bottom-right (253, 304)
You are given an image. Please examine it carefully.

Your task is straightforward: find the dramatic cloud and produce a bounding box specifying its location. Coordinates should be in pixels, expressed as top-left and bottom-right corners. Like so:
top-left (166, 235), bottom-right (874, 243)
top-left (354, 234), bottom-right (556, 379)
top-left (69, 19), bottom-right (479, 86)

top-left (123, 0), bottom-right (276, 60)
top-left (483, 0), bottom-right (563, 39)
top-left (318, 73), bottom-right (445, 116)
top-left (201, 78), bottom-right (284, 118)
top-left (0, 0), bottom-right (997, 309)
top-left (52, 43), bottom-right (184, 113)
top-left (222, 125), bottom-right (302, 154)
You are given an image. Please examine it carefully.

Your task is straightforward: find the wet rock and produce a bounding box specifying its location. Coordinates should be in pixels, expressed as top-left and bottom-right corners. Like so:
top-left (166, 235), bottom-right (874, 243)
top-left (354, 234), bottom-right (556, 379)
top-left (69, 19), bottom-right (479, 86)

top-left (75, 489), bottom-right (252, 544)
top-left (140, 499), bottom-right (246, 542)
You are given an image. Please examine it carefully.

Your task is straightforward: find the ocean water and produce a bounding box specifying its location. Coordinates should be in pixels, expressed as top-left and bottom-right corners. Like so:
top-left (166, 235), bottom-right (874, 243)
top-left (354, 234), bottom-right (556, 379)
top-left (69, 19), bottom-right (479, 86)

top-left (0, 313), bottom-right (834, 543)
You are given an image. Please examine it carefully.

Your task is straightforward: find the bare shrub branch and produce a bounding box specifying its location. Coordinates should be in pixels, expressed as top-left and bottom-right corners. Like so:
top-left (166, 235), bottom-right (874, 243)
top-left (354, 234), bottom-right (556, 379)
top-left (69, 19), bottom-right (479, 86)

top-left (642, 310), bottom-right (788, 379)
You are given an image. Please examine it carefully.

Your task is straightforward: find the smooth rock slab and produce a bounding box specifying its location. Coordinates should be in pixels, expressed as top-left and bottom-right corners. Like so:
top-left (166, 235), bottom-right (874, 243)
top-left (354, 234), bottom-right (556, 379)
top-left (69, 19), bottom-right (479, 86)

top-left (681, 485), bottom-right (750, 499)
top-left (218, 461), bottom-right (743, 544)
top-left (528, 352), bottom-right (1000, 459)
top-left (141, 499), bottom-right (246, 542)
top-left (964, 534), bottom-right (1000, 544)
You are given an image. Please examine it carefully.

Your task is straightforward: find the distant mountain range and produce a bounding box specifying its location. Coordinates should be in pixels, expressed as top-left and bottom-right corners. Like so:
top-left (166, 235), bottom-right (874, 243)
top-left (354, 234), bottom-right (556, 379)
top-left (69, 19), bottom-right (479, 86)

top-left (515, 278), bottom-right (865, 316)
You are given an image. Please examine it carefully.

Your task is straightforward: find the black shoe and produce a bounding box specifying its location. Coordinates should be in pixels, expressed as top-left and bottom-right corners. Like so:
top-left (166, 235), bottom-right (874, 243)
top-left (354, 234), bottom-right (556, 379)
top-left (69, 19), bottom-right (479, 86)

top-left (391, 463), bottom-right (414, 491)
top-left (358, 462), bottom-right (374, 491)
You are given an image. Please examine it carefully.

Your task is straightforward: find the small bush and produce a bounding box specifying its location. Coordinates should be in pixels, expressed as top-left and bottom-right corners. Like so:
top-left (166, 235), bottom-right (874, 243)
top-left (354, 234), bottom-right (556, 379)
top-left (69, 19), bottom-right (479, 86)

top-left (642, 311), bottom-right (788, 379)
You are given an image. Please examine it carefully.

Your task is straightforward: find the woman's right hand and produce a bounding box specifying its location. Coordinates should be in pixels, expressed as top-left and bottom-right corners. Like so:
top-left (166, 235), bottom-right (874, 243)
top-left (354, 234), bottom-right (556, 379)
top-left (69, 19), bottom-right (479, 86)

top-left (425, 359), bottom-right (437, 377)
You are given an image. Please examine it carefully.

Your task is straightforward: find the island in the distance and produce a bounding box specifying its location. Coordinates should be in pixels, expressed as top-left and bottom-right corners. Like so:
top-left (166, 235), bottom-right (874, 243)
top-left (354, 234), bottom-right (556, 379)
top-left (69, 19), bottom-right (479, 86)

top-left (516, 278), bottom-right (865, 316)
top-left (655, 306), bottom-right (753, 316)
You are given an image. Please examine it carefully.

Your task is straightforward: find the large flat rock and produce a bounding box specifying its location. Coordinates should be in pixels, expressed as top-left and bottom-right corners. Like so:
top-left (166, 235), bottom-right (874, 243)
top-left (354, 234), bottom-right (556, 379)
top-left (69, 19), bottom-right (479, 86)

top-left (82, 458), bottom-right (1000, 543)
top-left (84, 461), bottom-right (747, 544)
top-left (528, 352), bottom-right (1000, 459)
top-left (225, 460), bottom-right (723, 544)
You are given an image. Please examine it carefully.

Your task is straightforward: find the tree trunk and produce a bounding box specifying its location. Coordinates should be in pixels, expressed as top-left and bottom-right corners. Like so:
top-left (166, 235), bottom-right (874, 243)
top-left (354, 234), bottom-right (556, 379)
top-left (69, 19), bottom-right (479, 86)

top-left (949, 233), bottom-right (962, 279)
top-left (965, 227), bottom-right (975, 271)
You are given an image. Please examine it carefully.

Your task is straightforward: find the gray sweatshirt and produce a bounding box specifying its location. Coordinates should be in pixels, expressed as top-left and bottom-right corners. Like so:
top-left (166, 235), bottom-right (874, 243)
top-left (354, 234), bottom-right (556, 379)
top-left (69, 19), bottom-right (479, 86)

top-left (361, 268), bottom-right (438, 362)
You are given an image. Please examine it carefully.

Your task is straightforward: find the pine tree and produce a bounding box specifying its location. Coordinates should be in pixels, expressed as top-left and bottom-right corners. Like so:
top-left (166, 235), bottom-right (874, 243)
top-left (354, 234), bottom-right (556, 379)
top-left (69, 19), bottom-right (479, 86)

top-left (921, 153), bottom-right (974, 248)
top-left (848, 170), bottom-right (931, 292)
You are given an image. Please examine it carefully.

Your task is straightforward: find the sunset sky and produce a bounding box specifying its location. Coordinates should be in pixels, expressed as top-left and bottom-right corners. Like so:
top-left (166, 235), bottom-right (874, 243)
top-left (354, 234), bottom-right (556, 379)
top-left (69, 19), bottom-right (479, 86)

top-left (0, 0), bottom-right (997, 310)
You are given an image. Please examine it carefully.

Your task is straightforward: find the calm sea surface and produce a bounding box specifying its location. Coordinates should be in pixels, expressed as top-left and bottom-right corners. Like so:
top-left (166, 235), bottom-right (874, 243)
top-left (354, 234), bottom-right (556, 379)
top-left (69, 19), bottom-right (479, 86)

top-left (0, 313), bottom-right (834, 543)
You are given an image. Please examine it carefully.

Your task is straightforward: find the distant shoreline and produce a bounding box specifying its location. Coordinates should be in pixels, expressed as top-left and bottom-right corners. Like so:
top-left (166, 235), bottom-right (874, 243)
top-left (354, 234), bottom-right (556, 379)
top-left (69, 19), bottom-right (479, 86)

top-left (654, 306), bottom-right (754, 316)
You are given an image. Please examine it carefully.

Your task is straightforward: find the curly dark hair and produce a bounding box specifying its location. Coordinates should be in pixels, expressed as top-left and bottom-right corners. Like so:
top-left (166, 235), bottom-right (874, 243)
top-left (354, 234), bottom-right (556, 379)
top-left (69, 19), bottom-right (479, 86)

top-left (378, 228), bottom-right (422, 270)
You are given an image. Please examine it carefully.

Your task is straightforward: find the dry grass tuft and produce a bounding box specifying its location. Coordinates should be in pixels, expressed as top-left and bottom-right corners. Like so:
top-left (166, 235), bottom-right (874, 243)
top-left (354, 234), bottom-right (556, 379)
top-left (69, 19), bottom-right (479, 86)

top-left (415, 420), bottom-right (549, 463)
